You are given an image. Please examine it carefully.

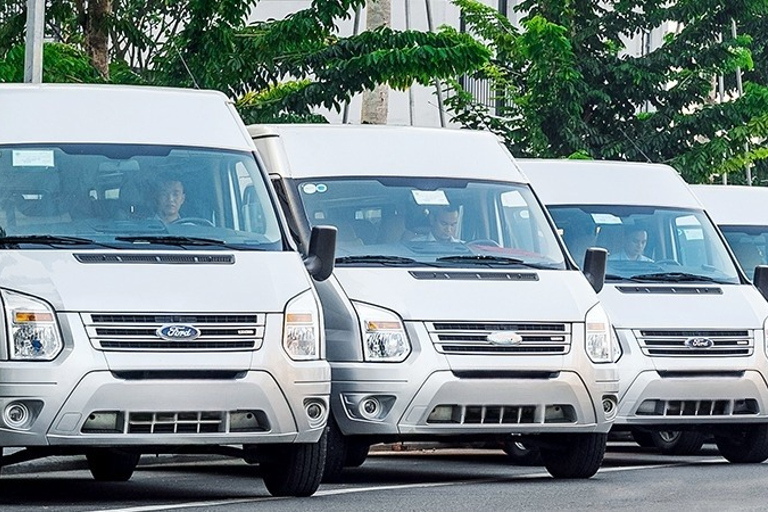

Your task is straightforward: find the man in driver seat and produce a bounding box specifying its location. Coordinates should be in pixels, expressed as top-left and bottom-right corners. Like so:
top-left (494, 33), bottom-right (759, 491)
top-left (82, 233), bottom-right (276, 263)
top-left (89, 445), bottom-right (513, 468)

top-left (154, 176), bottom-right (186, 224)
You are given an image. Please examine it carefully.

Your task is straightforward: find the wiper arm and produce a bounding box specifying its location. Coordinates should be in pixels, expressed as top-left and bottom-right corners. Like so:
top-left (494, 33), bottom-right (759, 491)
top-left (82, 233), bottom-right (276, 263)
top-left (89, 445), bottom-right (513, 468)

top-left (435, 255), bottom-right (549, 269)
top-left (335, 255), bottom-right (421, 265)
top-left (115, 235), bottom-right (227, 247)
top-left (0, 235), bottom-right (106, 247)
top-left (605, 273), bottom-right (646, 282)
top-left (630, 272), bottom-right (723, 283)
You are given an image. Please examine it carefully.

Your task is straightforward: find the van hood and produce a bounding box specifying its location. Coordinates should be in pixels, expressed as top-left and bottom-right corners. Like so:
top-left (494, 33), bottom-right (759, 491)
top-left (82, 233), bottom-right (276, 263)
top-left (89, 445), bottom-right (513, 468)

top-left (334, 267), bottom-right (598, 322)
top-left (600, 283), bottom-right (768, 329)
top-left (0, 250), bottom-right (311, 312)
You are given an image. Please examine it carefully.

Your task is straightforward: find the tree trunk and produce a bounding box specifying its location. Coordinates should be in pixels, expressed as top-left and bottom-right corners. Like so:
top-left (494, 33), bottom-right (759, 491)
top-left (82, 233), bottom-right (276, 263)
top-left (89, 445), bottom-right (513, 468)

top-left (85, 0), bottom-right (112, 79)
top-left (360, 0), bottom-right (391, 124)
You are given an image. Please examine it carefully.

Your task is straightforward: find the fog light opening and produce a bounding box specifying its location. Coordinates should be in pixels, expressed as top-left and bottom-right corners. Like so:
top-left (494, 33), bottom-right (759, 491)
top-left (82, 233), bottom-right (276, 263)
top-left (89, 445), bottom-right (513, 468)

top-left (4, 402), bottom-right (29, 429)
top-left (602, 395), bottom-right (618, 420)
top-left (359, 397), bottom-right (381, 420)
top-left (304, 400), bottom-right (326, 422)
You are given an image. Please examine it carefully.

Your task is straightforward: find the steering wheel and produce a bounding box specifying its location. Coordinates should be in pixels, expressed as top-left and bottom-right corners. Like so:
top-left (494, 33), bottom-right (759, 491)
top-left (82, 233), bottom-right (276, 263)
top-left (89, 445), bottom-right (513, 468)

top-left (467, 239), bottom-right (502, 248)
top-left (655, 259), bottom-right (681, 266)
top-left (172, 217), bottom-right (215, 227)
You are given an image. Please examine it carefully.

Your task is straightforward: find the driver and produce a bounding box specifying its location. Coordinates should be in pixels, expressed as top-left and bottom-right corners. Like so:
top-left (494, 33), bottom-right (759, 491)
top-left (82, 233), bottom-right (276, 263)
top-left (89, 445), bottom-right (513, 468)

top-left (411, 205), bottom-right (461, 242)
top-left (154, 176), bottom-right (186, 224)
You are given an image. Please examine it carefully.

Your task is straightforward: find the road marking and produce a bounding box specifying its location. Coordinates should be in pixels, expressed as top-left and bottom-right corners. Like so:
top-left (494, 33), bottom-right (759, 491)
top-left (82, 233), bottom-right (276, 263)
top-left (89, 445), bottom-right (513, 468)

top-left (82, 457), bottom-right (730, 512)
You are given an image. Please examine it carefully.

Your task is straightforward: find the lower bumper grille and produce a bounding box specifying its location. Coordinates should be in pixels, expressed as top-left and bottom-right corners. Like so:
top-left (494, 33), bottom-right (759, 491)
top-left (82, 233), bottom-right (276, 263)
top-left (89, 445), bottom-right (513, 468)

top-left (426, 404), bottom-right (576, 424)
top-left (635, 399), bottom-right (759, 416)
top-left (81, 410), bottom-right (270, 434)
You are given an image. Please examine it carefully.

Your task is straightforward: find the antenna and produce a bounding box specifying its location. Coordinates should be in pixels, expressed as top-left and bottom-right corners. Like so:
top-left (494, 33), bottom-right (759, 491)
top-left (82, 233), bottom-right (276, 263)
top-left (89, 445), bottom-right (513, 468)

top-left (617, 125), bottom-right (652, 163)
top-left (174, 43), bottom-right (201, 90)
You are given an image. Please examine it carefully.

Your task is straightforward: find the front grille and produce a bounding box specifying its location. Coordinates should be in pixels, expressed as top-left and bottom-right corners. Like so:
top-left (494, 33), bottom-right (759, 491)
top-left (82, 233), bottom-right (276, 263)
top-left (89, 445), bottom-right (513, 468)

top-left (81, 410), bottom-right (270, 434)
top-left (428, 322), bottom-right (570, 356)
top-left (635, 329), bottom-right (752, 357)
top-left (636, 399), bottom-right (759, 416)
top-left (426, 404), bottom-right (576, 424)
top-left (83, 313), bottom-right (264, 352)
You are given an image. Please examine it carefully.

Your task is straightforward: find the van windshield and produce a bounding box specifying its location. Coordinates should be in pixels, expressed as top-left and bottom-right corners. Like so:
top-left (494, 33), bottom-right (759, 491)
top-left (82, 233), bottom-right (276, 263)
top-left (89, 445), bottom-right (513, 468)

top-left (718, 225), bottom-right (768, 280)
top-left (0, 144), bottom-right (283, 250)
top-left (548, 205), bottom-right (740, 284)
top-left (293, 177), bottom-right (566, 269)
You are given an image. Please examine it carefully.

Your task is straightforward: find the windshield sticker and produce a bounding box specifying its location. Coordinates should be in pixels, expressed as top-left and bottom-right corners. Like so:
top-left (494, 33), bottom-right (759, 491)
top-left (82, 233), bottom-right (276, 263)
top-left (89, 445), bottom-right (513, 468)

top-left (591, 213), bottom-right (621, 224)
top-left (501, 190), bottom-right (526, 207)
top-left (315, 183), bottom-right (328, 193)
top-left (411, 190), bottom-right (449, 206)
top-left (302, 183), bottom-right (317, 194)
top-left (12, 150), bottom-right (54, 167)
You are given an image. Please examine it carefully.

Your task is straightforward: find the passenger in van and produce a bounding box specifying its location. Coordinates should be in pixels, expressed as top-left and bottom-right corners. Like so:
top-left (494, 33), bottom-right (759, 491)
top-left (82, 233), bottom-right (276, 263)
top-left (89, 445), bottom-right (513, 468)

top-left (563, 222), bottom-right (597, 267)
top-left (154, 176), bottom-right (186, 224)
top-left (410, 205), bottom-right (461, 243)
top-left (613, 226), bottom-right (653, 262)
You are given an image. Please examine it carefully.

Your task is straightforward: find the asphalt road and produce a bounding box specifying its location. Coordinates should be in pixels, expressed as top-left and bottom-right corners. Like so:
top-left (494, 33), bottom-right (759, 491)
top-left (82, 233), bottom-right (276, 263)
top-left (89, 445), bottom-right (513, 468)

top-left (0, 443), bottom-right (764, 512)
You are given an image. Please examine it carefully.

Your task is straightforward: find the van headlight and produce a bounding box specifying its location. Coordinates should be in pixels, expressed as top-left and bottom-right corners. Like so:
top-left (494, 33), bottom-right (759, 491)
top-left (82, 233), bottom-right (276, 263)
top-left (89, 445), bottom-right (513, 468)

top-left (585, 304), bottom-right (612, 363)
top-left (283, 290), bottom-right (321, 360)
top-left (352, 302), bottom-right (411, 362)
top-left (3, 290), bottom-right (63, 361)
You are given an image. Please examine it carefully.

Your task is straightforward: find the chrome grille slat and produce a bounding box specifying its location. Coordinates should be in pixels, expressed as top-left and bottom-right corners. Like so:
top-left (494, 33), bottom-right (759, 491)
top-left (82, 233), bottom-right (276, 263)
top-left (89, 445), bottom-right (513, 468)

top-left (83, 313), bottom-right (264, 352)
top-left (635, 329), bottom-right (753, 357)
top-left (428, 322), bottom-right (571, 356)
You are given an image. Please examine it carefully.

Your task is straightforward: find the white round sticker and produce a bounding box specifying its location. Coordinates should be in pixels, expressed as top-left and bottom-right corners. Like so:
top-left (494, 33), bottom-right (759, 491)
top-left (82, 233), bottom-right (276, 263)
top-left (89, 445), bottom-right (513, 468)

top-left (316, 184), bottom-right (328, 193)
top-left (302, 183), bottom-right (317, 194)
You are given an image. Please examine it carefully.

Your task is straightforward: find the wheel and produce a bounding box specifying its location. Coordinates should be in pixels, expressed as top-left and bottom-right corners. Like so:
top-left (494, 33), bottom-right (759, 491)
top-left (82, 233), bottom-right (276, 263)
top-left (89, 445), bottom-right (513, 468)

top-left (322, 415), bottom-right (348, 482)
top-left (630, 429), bottom-right (655, 448)
top-left (344, 440), bottom-right (370, 468)
top-left (172, 217), bottom-right (214, 227)
top-left (540, 433), bottom-right (607, 479)
top-left (86, 448), bottom-right (140, 482)
top-left (651, 430), bottom-right (706, 455)
top-left (502, 439), bottom-right (543, 466)
top-left (715, 424), bottom-right (768, 463)
top-left (260, 432), bottom-right (326, 497)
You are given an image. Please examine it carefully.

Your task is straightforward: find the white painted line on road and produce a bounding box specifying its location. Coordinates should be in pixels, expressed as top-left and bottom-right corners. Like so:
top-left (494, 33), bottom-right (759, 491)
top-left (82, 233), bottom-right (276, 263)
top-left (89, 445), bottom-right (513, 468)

top-left (82, 457), bottom-right (729, 512)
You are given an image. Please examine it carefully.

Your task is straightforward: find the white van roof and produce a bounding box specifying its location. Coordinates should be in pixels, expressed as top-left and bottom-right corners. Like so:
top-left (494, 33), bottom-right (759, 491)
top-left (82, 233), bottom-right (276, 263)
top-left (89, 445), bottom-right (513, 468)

top-left (1, 84), bottom-right (253, 151)
top-left (519, 159), bottom-right (702, 209)
top-left (692, 184), bottom-right (768, 226)
top-left (248, 124), bottom-right (527, 182)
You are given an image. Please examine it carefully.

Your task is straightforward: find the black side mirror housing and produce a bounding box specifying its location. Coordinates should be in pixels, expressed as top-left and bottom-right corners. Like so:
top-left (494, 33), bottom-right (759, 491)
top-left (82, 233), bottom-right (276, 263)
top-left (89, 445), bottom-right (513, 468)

top-left (304, 225), bottom-right (336, 282)
top-left (583, 247), bottom-right (608, 294)
top-left (753, 265), bottom-right (768, 301)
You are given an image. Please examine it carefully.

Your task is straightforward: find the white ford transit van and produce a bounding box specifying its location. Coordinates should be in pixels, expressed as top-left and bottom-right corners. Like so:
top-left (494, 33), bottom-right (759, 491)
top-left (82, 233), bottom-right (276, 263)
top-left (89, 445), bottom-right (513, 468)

top-left (524, 160), bottom-right (768, 462)
top-left (0, 85), bottom-right (336, 496)
top-left (249, 124), bottom-right (619, 480)
top-left (692, 185), bottom-right (768, 281)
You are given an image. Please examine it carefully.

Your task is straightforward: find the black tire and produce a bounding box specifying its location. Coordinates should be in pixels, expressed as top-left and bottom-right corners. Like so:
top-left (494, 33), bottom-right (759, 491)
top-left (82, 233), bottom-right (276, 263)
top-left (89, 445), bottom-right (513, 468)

top-left (630, 429), bottom-right (655, 448)
top-left (322, 415), bottom-right (347, 483)
top-left (86, 448), bottom-right (140, 482)
top-left (540, 433), bottom-right (607, 479)
top-left (715, 424), bottom-right (768, 463)
top-left (344, 440), bottom-right (370, 468)
top-left (652, 430), bottom-right (706, 455)
top-left (502, 439), bottom-right (543, 466)
top-left (261, 431), bottom-right (326, 497)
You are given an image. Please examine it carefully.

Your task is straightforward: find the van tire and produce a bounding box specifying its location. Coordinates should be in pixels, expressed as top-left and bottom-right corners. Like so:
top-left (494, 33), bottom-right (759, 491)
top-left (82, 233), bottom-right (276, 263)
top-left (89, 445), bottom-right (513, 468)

top-left (261, 432), bottom-right (326, 497)
top-left (502, 439), bottom-right (543, 466)
top-left (323, 415), bottom-right (348, 482)
top-left (540, 433), bottom-right (607, 479)
top-left (86, 448), bottom-right (140, 482)
top-left (345, 441), bottom-right (370, 468)
top-left (651, 430), bottom-right (706, 455)
top-left (715, 424), bottom-right (768, 463)
top-left (630, 429), bottom-right (655, 448)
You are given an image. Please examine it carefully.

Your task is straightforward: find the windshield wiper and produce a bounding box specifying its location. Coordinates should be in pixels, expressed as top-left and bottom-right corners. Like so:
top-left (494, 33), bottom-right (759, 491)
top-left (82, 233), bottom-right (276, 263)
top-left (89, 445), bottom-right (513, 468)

top-left (605, 273), bottom-right (646, 282)
top-left (435, 255), bottom-right (550, 269)
top-left (629, 272), bottom-right (726, 284)
top-left (0, 235), bottom-right (109, 248)
top-left (115, 235), bottom-right (227, 247)
top-left (335, 255), bottom-right (423, 266)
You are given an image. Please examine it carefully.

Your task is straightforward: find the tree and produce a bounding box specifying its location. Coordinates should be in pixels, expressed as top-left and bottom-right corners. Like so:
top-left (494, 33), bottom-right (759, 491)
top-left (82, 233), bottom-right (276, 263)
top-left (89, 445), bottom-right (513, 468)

top-left (445, 0), bottom-right (768, 184)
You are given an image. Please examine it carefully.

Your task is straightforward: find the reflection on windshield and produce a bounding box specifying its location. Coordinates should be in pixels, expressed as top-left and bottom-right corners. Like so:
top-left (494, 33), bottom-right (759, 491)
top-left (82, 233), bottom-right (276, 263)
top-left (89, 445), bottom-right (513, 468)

top-left (549, 205), bottom-right (740, 284)
top-left (294, 177), bottom-right (566, 269)
top-left (720, 226), bottom-right (768, 281)
top-left (0, 144), bottom-right (283, 250)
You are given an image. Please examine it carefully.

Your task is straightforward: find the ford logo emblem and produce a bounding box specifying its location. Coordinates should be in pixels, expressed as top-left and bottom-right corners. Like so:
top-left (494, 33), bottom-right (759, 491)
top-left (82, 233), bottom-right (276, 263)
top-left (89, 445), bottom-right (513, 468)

top-left (684, 337), bottom-right (714, 349)
top-left (156, 324), bottom-right (201, 341)
top-left (487, 331), bottom-right (523, 345)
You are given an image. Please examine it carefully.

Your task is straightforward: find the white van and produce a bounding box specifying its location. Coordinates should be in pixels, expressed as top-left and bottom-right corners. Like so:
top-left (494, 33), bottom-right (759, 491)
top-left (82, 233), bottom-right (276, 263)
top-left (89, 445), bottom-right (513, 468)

top-left (249, 124), bottom-right (619, 480)
top-left (0, 85), bottom-right (336, 497)
top-left (523, 160), bottom-right (768, 461)
top-left (692, 185), bottom-right (768, 281)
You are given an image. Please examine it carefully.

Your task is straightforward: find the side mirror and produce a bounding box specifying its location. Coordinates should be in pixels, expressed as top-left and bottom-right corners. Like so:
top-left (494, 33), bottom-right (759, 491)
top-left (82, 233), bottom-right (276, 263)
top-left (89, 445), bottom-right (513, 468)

top-left (304, 225), bottom-right (336, 282)
top-left (753, 265), bottom-right (768, 301)
top-left (583, 247), bottom-right (608, 294)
